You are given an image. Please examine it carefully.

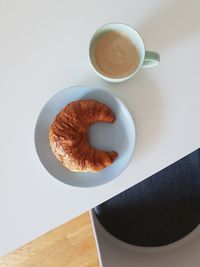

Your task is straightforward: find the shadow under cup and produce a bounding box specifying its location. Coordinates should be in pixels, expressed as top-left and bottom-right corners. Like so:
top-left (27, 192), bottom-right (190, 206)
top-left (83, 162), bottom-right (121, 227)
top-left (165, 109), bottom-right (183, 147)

top-left (89, 23), bottom-right (145, 83)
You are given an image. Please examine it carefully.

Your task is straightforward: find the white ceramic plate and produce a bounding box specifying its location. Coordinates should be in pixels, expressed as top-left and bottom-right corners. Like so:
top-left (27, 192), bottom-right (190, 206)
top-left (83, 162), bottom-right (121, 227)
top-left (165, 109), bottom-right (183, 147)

top-left (34, 86), bottom-right (136, 187)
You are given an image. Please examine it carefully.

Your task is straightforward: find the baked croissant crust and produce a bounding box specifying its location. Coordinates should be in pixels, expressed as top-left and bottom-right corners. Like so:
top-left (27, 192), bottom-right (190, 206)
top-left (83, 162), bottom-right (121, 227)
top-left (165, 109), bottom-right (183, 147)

top-left (49, 99), bottom-right (118, 172)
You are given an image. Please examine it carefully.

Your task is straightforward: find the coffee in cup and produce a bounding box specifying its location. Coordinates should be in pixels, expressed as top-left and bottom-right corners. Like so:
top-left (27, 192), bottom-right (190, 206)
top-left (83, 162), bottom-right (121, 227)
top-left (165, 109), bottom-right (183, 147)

top-left (91, 31), bottom-right (140, 79)
top-left (89, 23), bottom-right (160, 83)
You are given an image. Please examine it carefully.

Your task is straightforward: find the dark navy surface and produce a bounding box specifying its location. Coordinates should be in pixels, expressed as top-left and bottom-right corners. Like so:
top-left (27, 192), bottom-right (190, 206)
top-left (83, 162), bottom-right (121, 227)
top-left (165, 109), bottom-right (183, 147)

top-left (94, 148), bottom-right (200, 246)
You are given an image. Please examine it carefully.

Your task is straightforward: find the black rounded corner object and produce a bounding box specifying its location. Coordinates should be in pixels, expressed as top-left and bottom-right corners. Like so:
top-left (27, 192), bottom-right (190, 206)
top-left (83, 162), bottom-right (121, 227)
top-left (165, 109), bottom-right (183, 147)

top-left (94, 148), bottom-right (200, 247)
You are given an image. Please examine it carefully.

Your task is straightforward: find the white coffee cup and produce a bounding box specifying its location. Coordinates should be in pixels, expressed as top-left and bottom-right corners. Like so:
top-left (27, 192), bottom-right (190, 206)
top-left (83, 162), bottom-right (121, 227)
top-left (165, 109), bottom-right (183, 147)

top-left (89, 23), bottom-right (160, 83)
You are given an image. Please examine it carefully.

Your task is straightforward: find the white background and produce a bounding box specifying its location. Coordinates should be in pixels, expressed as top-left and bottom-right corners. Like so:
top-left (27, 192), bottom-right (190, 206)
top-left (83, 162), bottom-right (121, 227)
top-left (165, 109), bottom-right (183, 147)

top-left (0, 0), bottom-right (200, 255)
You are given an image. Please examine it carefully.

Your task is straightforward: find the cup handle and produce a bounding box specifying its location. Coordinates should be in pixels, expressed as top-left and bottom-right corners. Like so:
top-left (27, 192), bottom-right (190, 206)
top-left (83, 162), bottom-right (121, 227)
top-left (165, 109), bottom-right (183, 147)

top-left (142, 51), bottom-right (160, 68)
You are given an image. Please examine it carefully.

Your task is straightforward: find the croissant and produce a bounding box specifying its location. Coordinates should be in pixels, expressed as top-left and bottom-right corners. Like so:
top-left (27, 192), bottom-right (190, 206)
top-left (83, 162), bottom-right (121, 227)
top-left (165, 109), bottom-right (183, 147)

top-left (49, 99), bottom-right (118, 172)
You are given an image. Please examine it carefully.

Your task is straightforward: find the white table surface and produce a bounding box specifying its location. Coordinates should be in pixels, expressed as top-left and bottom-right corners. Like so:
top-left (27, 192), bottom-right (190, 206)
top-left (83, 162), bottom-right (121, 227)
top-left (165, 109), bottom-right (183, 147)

top-left (0, 0), bottom-right (200, 256)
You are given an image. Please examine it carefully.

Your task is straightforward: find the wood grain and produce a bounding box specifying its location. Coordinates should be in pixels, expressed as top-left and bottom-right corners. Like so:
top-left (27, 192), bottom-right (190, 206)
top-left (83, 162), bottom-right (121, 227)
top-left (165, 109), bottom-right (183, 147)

top-left (0, 212), bottom-right (99, 267)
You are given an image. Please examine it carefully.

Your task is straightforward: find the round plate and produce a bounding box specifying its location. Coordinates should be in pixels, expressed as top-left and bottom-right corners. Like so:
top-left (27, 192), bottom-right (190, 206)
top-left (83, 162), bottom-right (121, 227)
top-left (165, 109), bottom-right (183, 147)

top-left (34, 86), bottom-right (136, 187)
